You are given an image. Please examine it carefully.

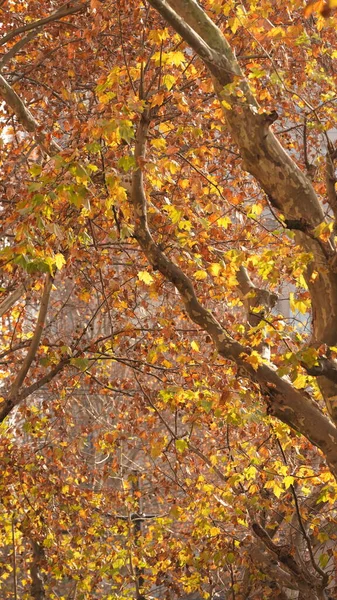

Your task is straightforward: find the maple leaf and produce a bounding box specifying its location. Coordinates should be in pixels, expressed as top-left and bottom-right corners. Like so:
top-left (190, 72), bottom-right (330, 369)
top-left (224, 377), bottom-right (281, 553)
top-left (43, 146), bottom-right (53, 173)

top-left (138, 271), bottom-right (154, 285)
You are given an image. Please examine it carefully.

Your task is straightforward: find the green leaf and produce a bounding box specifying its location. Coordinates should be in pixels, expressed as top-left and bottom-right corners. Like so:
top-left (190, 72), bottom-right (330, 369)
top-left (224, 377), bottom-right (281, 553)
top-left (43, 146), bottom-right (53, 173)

top-left (29, 164), bottom-right (43, 177)
top-left (118, 120), bottom-right (135, 144)
top-left (118, 155), bottom-right (136, 172)
top-left (319, 553), bottom-right (330, 569)
top-left (175, 439), bottom-right (188, 453)
top-left (70, 357), bottom-right (90, 371)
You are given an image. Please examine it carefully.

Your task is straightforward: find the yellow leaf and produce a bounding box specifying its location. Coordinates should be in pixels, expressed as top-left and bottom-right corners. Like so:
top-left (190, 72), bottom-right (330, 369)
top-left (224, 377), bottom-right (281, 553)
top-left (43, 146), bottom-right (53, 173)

top-left (163, 74), bottom-right (176, 91)
top-left (178, 219), bottom-right (192, 231)
top-left (210, 526), bottom-right (221, 536)
top-left (175, 439), bottom-right (188, 453)
top-left (289, 292), bottom-right (310, 315)
top-left (151, 138), bottom-right (167, 150)
top-left (249, 203), bottom-right (263, 216)
top-left (191, 340), bottom-right (200, 352)
top-left (167, 51), bottom-right (186, 66)
top-left (217, 216), bottom-right (231, 228)
top-left (150, 93), bottom-right (165, 107)
top-left (163, 205), bottom-right (183, 224)
top-left (243, 351), bottom-right (263, 371)
top-left (244, 466), bottom-right (257, 480)
top-left (313, 221), bottom-right (333, 241)
top-left (284, 475), bottom-right (295, 489)
top-left (272, 483), bottom-right (284, 498)
top-left (194, 270), bottom-right (208, 280)
top-left (180, 179), bottom-right (190, 190)
top-left (148, 28), bottom-right (170, 43)
top-left (221, 99), bottom-right (232, 110)
top-left (267, 26), bottom-right (286, 38)
top-left (55, 253), bottom-right (66, 270)
top-left (138, 271), bottom-right (154, 285)
top-left (209, 263), bottom-right (222, 277)
top-left (265, 479), bottom-right (284, 498)
top-left (79, 290), bottom-right (90, 302)
top-left (229, 16), bottom-right (240, 33)
top-left (292, 373), bottom-right (307, 389)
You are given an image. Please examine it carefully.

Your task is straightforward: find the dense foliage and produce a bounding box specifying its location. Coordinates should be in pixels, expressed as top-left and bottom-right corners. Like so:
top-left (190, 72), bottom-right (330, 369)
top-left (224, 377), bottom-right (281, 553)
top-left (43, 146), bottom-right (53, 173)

top-left (0, 1), bottom-right (337, 598)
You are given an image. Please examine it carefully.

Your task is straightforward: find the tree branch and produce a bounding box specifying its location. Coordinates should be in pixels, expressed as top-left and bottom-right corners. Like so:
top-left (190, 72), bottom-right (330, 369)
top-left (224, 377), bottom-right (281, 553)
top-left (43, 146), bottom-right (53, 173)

top-left (252, 522), bottom-right (316, 587)
top-left (248, 543), bottom-right (300, 591)
top-left (147, 0), bottom-right (215, 64)
top-left (0, 73), bottom-right (38, 131)
top-left (236, 265), bottom-right (278, 360)
top-left (0, 73), bottom-right (61, 152)
top-left (0, 30), bottom-right (40, 70)
top-left (30, 539), bottom-right (46, 600)
top-left (0, 1), bottom-right (87, 47)
top-left (8, 274), bottom-right (53, 400)
top-left (304, 356), bottom-right (337, 384)
top-left (0, 284), bottom-right (26, 317)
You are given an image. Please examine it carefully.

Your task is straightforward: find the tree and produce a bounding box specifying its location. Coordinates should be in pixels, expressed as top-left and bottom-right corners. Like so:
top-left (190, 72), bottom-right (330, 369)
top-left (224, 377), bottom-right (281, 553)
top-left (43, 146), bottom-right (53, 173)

top-left (0, 1), bottom-right (337, 598)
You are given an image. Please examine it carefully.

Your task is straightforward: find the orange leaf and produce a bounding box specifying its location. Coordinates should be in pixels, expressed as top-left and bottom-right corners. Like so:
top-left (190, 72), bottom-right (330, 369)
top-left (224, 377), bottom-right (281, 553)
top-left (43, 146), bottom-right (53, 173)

top-left (303, 0), bottom-right (325, 16)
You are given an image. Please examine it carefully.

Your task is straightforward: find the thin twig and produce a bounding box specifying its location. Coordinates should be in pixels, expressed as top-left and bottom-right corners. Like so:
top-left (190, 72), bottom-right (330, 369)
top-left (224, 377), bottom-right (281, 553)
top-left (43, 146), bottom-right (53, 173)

top-left (12, 517), bottom-right (17, 600)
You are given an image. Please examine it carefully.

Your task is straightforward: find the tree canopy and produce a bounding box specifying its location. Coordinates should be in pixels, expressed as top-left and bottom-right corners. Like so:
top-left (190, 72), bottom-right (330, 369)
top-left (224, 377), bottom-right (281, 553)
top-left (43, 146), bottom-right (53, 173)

top-left (0, 1), bottom-right (337, 599)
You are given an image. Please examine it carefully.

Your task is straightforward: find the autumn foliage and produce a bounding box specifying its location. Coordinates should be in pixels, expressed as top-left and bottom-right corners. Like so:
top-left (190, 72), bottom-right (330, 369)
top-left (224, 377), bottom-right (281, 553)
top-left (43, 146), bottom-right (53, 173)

top-left (0, 1), bottom-right (337, 599)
